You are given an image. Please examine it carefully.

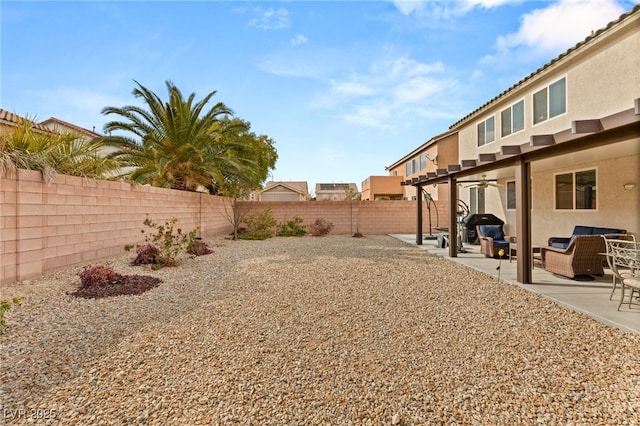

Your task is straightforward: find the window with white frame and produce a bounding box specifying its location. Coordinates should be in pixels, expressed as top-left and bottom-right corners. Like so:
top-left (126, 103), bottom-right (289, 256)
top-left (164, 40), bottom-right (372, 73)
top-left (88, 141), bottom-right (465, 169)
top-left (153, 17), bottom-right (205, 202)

top-left (555, 169), bottom-right (596, 210)
top-left (477, 116), bottom-right (495, 147)
top-left (405, 162), bottom-right (412, 176)
top-left (506, 181), bottom-right (516, 210)
top-left (412, 158), bottom-right (418, 175)
top-left (501, 100), bottom-right (524, 137)
top-left (533, 77), bottom-right (566, 125)
top-left (420, 154), bottom-right (427, 171)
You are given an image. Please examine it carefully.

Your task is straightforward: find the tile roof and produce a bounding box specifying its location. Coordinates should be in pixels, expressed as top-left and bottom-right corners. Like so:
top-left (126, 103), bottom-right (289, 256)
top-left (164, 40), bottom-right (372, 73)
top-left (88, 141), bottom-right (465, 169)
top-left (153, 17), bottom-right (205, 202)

top-left (0, 109), bottom-right (55, 133)
top-left (39, 117), bottom-right (102, 138)
top-left (449, 3), bottom-right (640, 130)
top-left (263, 181), bottom-right (309, 194)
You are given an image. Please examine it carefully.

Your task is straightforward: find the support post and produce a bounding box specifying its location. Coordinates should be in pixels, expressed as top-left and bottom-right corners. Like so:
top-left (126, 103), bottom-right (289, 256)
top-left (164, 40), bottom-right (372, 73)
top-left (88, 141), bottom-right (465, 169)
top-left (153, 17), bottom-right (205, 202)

top-left (448, 176), bottom-right (458, 257)
top-left (416, 185), bottom-right (423, 245)
top-left (516, 160), bottom-right (532, 283)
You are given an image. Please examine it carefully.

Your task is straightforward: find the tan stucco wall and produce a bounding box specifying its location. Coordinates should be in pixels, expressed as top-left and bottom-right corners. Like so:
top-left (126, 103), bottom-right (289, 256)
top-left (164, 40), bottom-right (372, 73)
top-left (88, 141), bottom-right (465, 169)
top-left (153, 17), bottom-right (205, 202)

top-left (361, 175), bottom-right (404, 200)
top-left (529, 154), bottom-right (640, 246)
top-left (457, 15), bottom-right (640, 162)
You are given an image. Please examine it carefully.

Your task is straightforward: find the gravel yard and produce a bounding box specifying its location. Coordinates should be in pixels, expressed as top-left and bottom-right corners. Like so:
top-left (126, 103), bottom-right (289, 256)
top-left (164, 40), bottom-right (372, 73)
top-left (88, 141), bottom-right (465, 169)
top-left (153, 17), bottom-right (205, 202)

top-left (1, 235), bottom-right (639, 425)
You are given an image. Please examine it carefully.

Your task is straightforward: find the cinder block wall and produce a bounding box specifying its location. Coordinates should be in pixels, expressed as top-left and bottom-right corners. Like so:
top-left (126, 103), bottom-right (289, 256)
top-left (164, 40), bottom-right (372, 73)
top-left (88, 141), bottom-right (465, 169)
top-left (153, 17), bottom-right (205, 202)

top-left (241, 200), bottom-right (449, 236)
top-left (1, 170), bottom-right (447, 285)
top-left (1, 169), bottom-right (233, 285)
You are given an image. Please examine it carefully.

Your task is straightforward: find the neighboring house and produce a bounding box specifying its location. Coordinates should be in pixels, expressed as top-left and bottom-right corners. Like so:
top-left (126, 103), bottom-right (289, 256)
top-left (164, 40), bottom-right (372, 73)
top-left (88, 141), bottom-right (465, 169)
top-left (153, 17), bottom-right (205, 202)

top-left (360, 175), bottom-right (405, 200)
top-left (0, 109), bottom-right (54, 135)
top-left (259, 181), bottom-right (309, 201)
top-left (39, 116), bottom-right (115, 156)
top-left (315, 183), bottom-right (359, 201)
top-left (385, 130), bottom-right (458, 201)
top-left (398, 4), bottom-right (640, 283)
top-left (39, 116), bottom-right (101, 139)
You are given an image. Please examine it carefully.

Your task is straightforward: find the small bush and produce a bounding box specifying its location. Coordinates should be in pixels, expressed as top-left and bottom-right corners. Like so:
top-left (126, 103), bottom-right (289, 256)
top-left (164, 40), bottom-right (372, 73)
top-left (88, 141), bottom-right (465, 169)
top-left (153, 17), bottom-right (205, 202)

top-left (187, 238), bottom-right (213, 256)
top-left (277, 217), bottom-right (306, 237)
top-left (141, 216), bottom-right (189, 264)
top-left (0, 297), bottom-right (23, 333)
top-left (131, 244), bottom-right (160, 266)
top-left (73, 264), bottom-right (161, 299)
top-left (78, 264), bottom-right (126, 287)
top-left (308, 218), bottom-right (334, 236)
top-left (126, 216), bottom-right (205, 268)
top-left (238, 207), bottom-right (277, 240)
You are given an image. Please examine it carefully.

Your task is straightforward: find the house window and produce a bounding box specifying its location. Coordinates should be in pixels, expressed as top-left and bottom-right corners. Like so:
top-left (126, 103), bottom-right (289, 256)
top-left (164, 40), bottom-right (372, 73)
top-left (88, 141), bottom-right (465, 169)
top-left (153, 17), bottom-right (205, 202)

top-left (555, 169), bottom-right (596, 210)
top-left (406, 162), bottom-right (412, 176)
top-left (506, 181), bottom-right (516, 210)
top-left (470, 187), bottom-right (485, 214)
top-left (420, 154), bottom-right (427, 171)
top-left (477, 116), bottom-right (495, 147)
top-left (412, 158), bottom-right (418, 175)
top-left (533, 77), bottom-right (566, 125)
top-left (393, 170), bottom-right (397, 176)
top-left (501, 100), bottom-right (524, 137)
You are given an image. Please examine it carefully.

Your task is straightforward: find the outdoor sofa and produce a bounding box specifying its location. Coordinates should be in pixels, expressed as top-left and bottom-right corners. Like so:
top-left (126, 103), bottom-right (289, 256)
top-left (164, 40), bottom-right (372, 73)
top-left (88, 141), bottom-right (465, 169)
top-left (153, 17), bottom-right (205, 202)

top-left (540, 235), bottom-right (609, 279)
top-left (548, 225), bottom-right (626, 249)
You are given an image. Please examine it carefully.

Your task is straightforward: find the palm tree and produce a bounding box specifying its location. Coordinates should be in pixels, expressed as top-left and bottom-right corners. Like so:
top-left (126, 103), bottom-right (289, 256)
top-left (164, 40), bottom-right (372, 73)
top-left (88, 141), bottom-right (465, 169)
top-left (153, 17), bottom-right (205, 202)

top-left (0, 114), bottom-right (121, 182)
top-left (99, 80), bottom-right (245, 192)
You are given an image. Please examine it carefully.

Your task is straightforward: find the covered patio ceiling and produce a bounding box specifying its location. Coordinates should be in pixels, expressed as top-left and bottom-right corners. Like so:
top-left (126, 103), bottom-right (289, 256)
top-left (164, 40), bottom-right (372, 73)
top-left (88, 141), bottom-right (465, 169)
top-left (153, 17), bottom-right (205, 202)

top-left (403, 100), bottom-right (640, 284)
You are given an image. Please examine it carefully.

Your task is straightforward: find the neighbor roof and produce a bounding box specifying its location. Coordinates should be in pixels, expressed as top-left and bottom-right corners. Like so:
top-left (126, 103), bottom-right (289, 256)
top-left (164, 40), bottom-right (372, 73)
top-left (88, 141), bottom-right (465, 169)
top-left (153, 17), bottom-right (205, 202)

top-left (39, 117), bottom-right (102, 138)
top-left (263, 181), bottom-right (309, 195)
top-left (0, 109), bottom-right (55, 133)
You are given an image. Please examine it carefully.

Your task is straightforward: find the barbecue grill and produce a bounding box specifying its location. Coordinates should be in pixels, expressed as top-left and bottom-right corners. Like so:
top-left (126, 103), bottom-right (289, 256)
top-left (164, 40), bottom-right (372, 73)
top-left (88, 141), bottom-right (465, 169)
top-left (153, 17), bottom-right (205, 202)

top-left (462, 213), bottom-right (504, 244)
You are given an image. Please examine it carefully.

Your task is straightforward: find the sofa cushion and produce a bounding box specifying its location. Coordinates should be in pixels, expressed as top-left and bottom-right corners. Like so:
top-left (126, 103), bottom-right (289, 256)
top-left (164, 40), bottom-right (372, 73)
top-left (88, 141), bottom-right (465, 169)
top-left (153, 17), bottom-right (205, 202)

top-left (572, 226), bottom-right (594, 236)
top-left (550, 242), bottom-right (569, 249)
top-left (592, 227), bottom-right (621, 236)
top-left (479, 224), bottom-right (504, 241)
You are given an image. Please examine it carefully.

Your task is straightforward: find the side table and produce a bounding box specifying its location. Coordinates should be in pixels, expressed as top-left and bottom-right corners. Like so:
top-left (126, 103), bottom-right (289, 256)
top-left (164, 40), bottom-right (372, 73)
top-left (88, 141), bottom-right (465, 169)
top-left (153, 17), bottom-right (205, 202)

top-left (509, 243), bottom-right (542, 269)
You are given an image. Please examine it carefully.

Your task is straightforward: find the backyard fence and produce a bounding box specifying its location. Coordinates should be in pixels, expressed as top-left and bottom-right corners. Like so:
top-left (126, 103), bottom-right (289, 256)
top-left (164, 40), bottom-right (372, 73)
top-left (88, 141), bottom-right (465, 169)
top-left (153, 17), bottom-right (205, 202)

top-left (0, 169), bottom-right (448, 285)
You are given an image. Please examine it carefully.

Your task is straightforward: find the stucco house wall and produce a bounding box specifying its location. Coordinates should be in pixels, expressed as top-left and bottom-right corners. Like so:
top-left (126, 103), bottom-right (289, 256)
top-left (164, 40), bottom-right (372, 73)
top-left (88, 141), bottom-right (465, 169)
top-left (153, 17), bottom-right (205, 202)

top-left (451, 7), bottom-right (640, 241)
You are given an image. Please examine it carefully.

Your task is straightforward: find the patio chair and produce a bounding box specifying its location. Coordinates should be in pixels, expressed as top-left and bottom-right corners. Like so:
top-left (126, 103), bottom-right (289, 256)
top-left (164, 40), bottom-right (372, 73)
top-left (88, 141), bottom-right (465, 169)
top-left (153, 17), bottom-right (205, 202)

top-left (476, 224), bottom-right (515, 258)
top-left (540, 235), bottom-right (606, 279)
top-left (602, 234), bottom-right (637, 300)
top-left (606, 238), bottom-right (640, 310)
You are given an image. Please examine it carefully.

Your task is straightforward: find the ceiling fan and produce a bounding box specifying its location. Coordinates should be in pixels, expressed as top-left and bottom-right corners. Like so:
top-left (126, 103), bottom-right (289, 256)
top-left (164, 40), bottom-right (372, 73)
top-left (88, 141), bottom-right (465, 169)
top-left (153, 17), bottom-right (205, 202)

top-left (460, 174), bottom-right (503, 189)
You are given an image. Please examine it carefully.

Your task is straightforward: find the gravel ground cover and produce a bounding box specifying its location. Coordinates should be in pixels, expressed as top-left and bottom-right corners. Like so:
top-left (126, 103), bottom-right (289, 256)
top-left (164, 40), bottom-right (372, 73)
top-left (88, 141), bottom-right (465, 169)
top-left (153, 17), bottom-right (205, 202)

top-left (1, 235), bottom-right (639, 425)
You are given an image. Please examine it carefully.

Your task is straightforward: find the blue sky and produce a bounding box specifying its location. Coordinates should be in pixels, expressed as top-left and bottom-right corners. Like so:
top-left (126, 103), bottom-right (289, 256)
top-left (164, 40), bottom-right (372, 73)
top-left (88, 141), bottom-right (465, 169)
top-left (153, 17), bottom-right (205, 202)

top-left (1, 0), bottom-right (634, 194)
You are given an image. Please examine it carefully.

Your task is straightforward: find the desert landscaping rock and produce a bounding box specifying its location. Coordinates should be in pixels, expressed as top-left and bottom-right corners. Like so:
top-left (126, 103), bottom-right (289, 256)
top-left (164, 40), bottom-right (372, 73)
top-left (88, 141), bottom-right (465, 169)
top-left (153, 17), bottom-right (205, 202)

top-left (0, 235), bottom-right (638, 424)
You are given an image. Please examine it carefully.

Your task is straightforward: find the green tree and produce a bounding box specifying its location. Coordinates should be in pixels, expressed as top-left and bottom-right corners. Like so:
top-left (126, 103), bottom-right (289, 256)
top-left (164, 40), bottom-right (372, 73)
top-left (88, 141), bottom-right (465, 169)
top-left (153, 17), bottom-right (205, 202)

top-left (215, 118), bottom-right (278, 239)
top-left (215, 117), bottom-right (278, 196)
top-left (99, 80), bottom-right (247, 192)
top-left (0, 114), bottom-right (121, 182)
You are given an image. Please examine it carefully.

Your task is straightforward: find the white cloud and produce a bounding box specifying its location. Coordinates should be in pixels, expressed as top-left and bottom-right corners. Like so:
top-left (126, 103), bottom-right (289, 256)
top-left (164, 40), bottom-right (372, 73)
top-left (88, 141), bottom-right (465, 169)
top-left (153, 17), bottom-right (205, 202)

top-left (495, 0), bottom-right (626, 57)
top-left (389, 0), bottom-right (513, 18)
top-left (391, 1), bottom-right (427, 15)
top-left (291, 33), bottom-right (308, 46)
top-left (330, 80), bottom-right (374, 96)
top-left (313, 55), bottom-right (458, 129)
top-left (341, 102), bottom-right (393, 129)
top-left (248, 7), bottom-right (291, 30)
